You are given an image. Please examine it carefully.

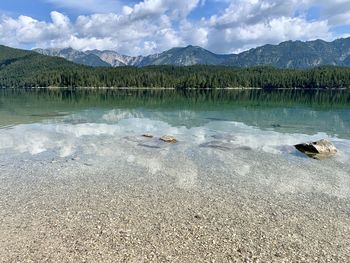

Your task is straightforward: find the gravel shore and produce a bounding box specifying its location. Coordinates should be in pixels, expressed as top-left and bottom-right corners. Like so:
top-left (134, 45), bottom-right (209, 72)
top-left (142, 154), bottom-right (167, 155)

top-left (0, 146), bottom-right (349, 263)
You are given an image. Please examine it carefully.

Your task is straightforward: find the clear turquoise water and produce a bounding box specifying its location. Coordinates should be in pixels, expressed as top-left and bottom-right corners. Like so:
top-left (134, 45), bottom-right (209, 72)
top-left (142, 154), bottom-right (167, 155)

top-left (0, 89), bottom-right (349, 197)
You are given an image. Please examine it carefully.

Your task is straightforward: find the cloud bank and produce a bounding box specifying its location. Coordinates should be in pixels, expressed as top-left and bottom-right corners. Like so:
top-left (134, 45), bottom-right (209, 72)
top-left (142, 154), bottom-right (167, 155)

top-left (0, 0), bottom-right (348, 55)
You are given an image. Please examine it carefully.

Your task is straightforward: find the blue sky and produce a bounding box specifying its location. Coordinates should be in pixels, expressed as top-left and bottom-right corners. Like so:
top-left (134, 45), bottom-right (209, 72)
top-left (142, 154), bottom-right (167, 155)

top-left (0, 0), bottom-right (349, 55)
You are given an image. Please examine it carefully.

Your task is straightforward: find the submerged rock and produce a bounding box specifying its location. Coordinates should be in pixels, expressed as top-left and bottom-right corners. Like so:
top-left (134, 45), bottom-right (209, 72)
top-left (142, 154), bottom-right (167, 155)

top-left (142, 134), bottom-right (154, 138)
top-left (199, 141), bottom-right (232, 151)
top-left (294, 139), bottom-right (337, 160)
top-left (199, 141), bottom-right (252, 151)
top-left (160, 135), bottom-right (177, 143)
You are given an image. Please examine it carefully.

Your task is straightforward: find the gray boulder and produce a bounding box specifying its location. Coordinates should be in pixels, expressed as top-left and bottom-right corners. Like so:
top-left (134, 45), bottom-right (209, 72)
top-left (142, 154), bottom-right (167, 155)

top-left (294, 139), bottom-right (337, 160)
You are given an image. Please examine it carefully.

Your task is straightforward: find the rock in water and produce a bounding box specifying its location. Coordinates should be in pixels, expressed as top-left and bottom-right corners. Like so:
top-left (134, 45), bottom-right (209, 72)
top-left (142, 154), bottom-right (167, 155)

top-left (294, 139), bottom-right (337, 160)
top-left (160, 135), bottom-right (177, 144)
top-left (142, 134), bottom-right (153, 138)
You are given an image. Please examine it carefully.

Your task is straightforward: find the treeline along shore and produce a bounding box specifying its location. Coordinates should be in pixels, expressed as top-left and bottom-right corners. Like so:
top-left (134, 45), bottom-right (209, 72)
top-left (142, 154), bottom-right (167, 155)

top-left (1, 45), bottom-right (350, 89)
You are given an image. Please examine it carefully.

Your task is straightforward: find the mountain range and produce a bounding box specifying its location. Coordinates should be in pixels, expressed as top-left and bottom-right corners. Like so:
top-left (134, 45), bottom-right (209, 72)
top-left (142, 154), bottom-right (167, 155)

top-left (2, 43), bottom-right (350, 89)
top-left (34, 37), bottom-right (350, 69)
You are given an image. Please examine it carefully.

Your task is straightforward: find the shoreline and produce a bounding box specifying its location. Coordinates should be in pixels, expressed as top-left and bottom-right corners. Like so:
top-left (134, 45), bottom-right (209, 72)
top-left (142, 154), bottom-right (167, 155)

top-left (0, 86), bottom-right (349, 91)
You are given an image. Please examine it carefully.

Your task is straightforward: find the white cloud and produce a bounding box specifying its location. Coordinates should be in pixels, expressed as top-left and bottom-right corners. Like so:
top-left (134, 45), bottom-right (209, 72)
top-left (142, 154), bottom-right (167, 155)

top-left (204, 0), bottom-right (332, 53)
top-left (321, 2), bottom-right (350, 25)
top-left (297, 0), bottom-right (350, 27)
top-left (0, 12), bottom-right (72, 46)
top-left (209, 0), bottom-right (300, 28)
top-left (0, 0), bottom-right (349, 55)
top-left (130, 0), bottom-right (200, 20)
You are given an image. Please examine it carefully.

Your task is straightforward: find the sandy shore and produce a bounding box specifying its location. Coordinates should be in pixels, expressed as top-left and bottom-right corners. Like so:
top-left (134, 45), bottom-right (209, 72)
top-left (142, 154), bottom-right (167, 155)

top-left (0, 148), bottom-right (349, 263)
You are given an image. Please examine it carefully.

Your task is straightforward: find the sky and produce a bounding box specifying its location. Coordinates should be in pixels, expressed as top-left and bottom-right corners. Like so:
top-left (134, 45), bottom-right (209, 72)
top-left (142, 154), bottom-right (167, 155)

top-left (0, 0), bottom-right (349, 55)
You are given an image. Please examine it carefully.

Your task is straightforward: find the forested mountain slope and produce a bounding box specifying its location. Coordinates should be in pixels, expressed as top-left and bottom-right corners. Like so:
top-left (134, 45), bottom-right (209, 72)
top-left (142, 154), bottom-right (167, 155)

top-left (2, 45), bottom-right (350, 89)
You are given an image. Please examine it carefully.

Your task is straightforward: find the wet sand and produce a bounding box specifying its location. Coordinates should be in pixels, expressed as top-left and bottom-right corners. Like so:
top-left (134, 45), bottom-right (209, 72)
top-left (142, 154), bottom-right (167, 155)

top-left (0, 146), bottom-right (349, 263)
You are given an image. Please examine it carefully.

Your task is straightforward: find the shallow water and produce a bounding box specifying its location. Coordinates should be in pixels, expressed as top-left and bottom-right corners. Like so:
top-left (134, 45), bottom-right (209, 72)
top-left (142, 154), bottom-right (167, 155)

top-left (0, 89), bottom-right (350, 261)
top-left (0, 89), bottom-right (350, 195)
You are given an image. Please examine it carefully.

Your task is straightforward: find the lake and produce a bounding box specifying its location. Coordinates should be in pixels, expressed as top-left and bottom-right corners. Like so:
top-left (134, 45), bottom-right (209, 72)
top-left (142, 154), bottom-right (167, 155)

top-left (0, 88), bottom-right (349, 262)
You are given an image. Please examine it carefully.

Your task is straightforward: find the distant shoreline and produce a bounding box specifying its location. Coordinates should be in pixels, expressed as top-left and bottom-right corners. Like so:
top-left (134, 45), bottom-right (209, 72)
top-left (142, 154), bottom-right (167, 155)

top-left (1, 86), bottom-right (349, 91)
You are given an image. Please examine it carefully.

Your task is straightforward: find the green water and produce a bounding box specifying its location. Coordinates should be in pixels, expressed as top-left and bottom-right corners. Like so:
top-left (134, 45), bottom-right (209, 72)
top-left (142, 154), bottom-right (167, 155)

top-left (0, 88), bottom-right (349, 216)
top-left (1, 88), bottom-right (349, 138)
